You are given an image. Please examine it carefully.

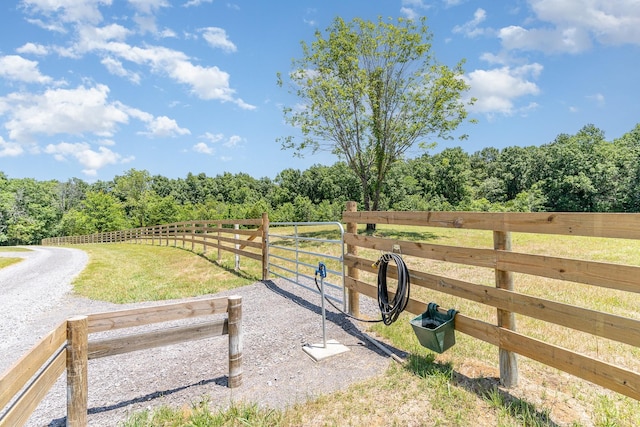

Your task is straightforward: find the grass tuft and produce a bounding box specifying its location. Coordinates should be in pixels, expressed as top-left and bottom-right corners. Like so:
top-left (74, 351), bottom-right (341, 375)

top-left (121, 400), bottom-right (282, 427)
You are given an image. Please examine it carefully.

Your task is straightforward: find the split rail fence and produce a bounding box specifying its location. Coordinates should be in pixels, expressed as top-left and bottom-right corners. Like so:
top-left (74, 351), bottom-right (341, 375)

top-left (40, 204), bottom-right (640, 401)
top-left (42, 215), bottom-right (269, 280)
top-left (0, 296), bottom-right (242, 427)
top-left (342, 202), bottom-right (640, 401)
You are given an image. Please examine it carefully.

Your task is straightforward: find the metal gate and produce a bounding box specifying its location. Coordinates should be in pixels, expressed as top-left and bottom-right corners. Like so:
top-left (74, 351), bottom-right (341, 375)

top-left (267, 221), bottom-right (345, 309)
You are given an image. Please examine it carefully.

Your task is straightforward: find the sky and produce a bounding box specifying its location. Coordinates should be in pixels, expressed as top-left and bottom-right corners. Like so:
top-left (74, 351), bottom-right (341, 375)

top-left (0, 0), bottom-right (639, 183)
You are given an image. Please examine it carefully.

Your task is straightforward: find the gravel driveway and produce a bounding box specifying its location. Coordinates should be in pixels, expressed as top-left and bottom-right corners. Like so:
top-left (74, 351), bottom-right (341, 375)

top-left (1, 246), bottom-right (399, 426)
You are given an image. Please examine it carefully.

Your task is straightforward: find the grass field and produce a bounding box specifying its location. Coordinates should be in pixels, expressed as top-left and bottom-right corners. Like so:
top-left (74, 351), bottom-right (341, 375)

top-left (63, 225), bottom-right (640, 427)
top-left (0, 246), bottom-right (30, 268)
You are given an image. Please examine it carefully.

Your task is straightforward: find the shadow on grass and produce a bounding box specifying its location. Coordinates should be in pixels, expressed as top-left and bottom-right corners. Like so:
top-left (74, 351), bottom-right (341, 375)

top-left (48, 377), bottom-right (229, 426)
top-left (404, 353), bottom-right (559, 427)
top-left (194, 251), bottom-right (260, 281)
top-left (269, 227), bottom-right (442, 249)
top-left (362, 228), bottom-right (441, 242)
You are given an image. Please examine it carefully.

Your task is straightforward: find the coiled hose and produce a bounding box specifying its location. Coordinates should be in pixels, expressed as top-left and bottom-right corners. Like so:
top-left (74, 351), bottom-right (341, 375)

top-left (376, 252), bottom-right (410, 325)
top-left (314, 252), bottom-right (410, 325)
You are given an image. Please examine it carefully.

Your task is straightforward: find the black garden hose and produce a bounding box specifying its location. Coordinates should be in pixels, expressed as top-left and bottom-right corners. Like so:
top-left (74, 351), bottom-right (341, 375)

top-left (314, 252), bottom-right (410, 325)
top-left (375, 252), bottom-right (410, 325)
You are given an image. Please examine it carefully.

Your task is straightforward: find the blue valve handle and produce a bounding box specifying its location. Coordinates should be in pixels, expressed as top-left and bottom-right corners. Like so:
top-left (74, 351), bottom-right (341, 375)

top-left (316, 262), bottom-right (327, 278)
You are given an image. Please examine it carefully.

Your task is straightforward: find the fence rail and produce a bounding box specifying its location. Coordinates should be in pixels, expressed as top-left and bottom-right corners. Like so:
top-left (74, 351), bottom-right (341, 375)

top-left (0, 296), bottom-right (242, 427)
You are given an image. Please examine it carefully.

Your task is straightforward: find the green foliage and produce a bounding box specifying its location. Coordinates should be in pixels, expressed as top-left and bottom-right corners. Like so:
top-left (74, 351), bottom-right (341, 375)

top-left (278, 16), bottom-right (472, 212)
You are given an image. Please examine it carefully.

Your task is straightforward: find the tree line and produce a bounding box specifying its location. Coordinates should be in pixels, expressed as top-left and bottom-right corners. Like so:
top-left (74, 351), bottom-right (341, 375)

top-left (1, 123), bottom-right (639, 245)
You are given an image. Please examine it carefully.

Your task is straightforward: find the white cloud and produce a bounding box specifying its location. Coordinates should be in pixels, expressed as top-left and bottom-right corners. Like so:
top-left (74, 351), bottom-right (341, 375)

top-left (44, 142), bottom-right (131, 176)
top-left (140, 116), bottom-right (191, 138)
top-left (22, 0), bottom-right (109, 25)
top-left (499, 0), bottom-right (640, 54)
top-left (16, 43), bottom-right (49, 56)
top-left (63, 31), bottom-right (255, 108)
top-left (200, 27), bottom-right (237, 53)
top-left (159, 28), bottom-right (177, 38)
top-left (0, 55), bottom-right (52, 84)
top-left (453, 8), bottom-right (487, 37)
top-left (183, 0), bottom-right (212, 7)
top-left (400, 0), bottom-right (431, 20)
top-left (0, 137), bottom-right (24, 157)
top-left (463, 63), bottom-right (543, 115)
top-left (101, 57), bottom-right (141, 83)
top-left (0, 84), bottom-right (130, 142)
top-left (224, 134), bottom-right (243, 148)
top-left (499, 25), bottom-right (592, 54)
top-left (202, 132), bottom-right (224, 143)
top-left (128, 0), bottom-right (170, 15)
top-left (587, 92), bottom-right (605, 106)
top-left (193, 142), bottom-right (214, 154)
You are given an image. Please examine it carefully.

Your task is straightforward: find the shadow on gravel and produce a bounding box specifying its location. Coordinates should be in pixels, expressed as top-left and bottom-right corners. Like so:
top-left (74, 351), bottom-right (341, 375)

top-left (262, 279), bottom-right (408, 361)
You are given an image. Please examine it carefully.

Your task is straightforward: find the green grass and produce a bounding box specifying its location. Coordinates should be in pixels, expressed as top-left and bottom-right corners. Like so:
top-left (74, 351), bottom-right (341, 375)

top-left (0, 246), bottom-right (32, 252)
top-left (121, 400), bottom-right (284, 427)
top-left (0, 257), bottom-right (23, 268)
top-left (72, 243), bottom-right (261, 303)
top-left (0, 246), bottom-right (30, 269)
top-left (64, 226), bottom-right (640, 426)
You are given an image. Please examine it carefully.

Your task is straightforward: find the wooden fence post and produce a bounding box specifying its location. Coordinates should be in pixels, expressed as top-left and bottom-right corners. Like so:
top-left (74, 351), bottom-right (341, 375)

top-left (234, 223), bottom-right (240, 271)
top-left (203, 222), bottom-right (208, 255)
top-left (346, 201), bottom-right (360, 318)
top-left (217, 221), bottom-right (222, 263)
top-left (262, 212), bottom-right (269, 280)
top-left (494, 231), bottom-right (518, 387)
top-left (66, 316), bottom-right (88, 426)
top-left (227, 296), bottom-right (243, 388)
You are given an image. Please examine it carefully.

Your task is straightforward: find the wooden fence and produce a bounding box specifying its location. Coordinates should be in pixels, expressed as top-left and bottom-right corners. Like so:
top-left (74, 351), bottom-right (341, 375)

top-left (42, 214), bottom-right (269, 280)
top-left (39, 205), bottom-right (640, 401)
top-left (342, 202), bottom-right (640, 401)
top-left (0, 296), bottom-right (242, 427)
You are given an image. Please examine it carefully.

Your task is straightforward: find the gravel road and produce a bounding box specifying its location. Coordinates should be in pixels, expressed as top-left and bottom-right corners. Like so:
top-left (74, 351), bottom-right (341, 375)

top-left (0, 246), bottom-right (91, 372)
top-left (1, 246), bottom-right (398, 426)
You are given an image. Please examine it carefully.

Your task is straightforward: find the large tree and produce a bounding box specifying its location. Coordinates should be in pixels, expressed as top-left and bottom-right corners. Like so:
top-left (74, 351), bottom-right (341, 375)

top-left (278, 16), bottom-right (473, 228)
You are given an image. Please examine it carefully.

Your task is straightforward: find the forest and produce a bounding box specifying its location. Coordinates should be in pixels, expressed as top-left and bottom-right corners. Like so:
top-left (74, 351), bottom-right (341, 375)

top-left (1, 123), bottom-right (640, 245)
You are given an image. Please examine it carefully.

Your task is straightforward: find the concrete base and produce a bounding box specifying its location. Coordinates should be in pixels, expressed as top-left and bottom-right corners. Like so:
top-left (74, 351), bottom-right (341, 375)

top-left (302, 339), bottom-right (350, 361)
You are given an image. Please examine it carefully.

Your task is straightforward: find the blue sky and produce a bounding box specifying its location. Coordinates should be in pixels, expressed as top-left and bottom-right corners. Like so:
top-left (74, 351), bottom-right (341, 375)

top-left (0, 0), bottom-right (639, 182)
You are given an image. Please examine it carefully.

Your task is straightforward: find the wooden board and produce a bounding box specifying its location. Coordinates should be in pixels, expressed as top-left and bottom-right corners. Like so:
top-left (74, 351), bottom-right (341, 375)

top-left (87, 297), bottom-right (229, 333)
top-left (343, 211), bottom-right (640, 239)
top-left (88, 319), bottom-right (228, 359)
top-left (0, 348), bottom-right (66, 427)
top-left (0, 321), bottom-right (66, 410)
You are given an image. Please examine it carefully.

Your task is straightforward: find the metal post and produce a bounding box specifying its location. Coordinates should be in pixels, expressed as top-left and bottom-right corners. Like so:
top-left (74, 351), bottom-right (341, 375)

top-left (318, 262), bottom-right (328, 348)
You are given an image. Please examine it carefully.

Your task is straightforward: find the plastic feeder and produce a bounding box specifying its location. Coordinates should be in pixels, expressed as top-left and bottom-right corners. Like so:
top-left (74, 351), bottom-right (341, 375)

top-left (410, 303), bottom-right (458, 353)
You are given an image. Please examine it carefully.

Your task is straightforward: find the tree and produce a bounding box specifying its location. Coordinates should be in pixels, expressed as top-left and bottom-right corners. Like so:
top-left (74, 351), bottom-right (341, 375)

top-left (278, 16), bottom-right (473, 229)
top-left (81, 191), bottom-right (129, 233)
top-left (113, 169), bottom-right (152, 227)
